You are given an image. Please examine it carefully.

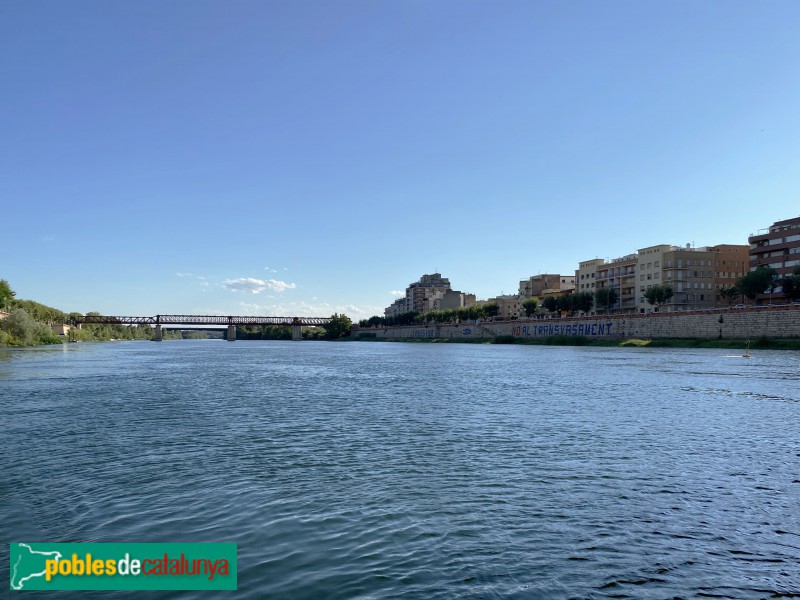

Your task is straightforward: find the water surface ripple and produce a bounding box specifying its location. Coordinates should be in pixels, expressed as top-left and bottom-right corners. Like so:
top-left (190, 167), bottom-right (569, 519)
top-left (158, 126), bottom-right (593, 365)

top-left (1, 341), bottom-right (799, 598)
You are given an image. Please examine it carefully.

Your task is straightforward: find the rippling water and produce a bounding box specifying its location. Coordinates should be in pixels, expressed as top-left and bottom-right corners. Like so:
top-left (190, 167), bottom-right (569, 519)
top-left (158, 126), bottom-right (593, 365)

top-left (1, 340), bottom-right (799, 598)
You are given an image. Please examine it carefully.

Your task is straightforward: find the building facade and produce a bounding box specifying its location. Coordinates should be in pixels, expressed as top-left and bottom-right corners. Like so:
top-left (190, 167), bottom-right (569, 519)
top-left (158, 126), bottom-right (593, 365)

top-left (749, 216), bottom-right (800, 278)
top-left (710, 244), bottom-right (750, 304)
top-left (576, 259), bottom-right (605, 295)
top-left (489, 294), bottom-right (521, 319)
top-left (518, 274), bottom-right (565, 299)
top-left (595, 254), bottom-right (637, 314)
top-left (635, 245), bottom-right (671, 313)
top-left (404, 273), bottom-right (452, 314)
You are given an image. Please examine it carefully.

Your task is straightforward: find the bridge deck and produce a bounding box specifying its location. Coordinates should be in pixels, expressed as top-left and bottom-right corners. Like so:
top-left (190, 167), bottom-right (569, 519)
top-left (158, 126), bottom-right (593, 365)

top-left (74, 315), bottom-right (331, 326)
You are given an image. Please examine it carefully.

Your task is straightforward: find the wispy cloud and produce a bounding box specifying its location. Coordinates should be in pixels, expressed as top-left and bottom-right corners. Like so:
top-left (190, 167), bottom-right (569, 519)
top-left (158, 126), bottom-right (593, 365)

top-left (222, 278), bottom-right (296, 294)
top-left (389, 290), bottom-right (404, 297)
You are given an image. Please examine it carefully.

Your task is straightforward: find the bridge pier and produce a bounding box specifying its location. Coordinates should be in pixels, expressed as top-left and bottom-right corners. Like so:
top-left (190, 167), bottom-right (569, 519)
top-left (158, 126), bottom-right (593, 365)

top-left (227, 325), bottom-right (236, 342)
top-left (292, 324), bottom-right (302, 341)
top-left (154, 324), bottom-right (162, 342)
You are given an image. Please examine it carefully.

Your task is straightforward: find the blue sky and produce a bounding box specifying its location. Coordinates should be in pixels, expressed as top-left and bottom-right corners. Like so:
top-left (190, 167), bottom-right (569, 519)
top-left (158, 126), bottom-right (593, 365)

top-left (2, 1), bottom-right (799, 320)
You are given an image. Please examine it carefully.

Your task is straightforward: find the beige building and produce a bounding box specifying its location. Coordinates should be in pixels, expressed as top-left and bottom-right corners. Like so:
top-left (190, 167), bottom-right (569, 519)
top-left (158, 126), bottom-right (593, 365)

top-left (384, 298), bottom-right (407, 318)
top-left (636, 245), bottom-right (671, 313)
top-left (488, 294), bottom-right (521, 319)
top-left (595, 254), bottom-right (637, 314)
top-left (518, 274), bottom-right (564, 299)
top-left (576, 259), bottom-right (605, 295)
top-left (427, 289), bottom-right (475, 312)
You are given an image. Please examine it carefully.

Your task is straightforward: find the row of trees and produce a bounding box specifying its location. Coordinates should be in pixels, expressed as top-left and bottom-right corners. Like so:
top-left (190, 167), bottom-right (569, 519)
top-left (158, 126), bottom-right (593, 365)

top-left (719, 265), bottom-right (800, 304)
top-left (358, 303), bottom-right (501, 328)
top-left (236, 314), bottom-right (353, 340)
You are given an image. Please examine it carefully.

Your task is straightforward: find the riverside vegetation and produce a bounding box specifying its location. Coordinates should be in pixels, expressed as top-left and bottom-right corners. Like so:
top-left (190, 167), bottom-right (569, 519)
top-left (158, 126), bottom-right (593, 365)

top-left (0, 279), bottom-right (353, 347)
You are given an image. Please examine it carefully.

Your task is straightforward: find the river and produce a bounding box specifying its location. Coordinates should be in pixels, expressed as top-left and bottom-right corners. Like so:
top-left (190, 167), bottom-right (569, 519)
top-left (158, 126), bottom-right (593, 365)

top-left (1, 340), bottom-right (799, 598)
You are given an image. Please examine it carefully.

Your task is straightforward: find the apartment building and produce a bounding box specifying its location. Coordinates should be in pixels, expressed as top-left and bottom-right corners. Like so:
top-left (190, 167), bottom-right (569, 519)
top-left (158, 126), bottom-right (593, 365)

top-left (406, 273), bottom-right (451, 313)
top-left (749, 216), bottom-right (800, 277)
top-left (710, 244), bottom-right (749, 303)
top-left (575, 259), bottom-right (605, 294)
top-left (384, 298), bottom-right (407, 318)
top-left (595, 254), bottom-right (637, 314)
top-left (635, 245), bottom-right (670, 313)
top-left (661, 246), bottom-right (717, 311)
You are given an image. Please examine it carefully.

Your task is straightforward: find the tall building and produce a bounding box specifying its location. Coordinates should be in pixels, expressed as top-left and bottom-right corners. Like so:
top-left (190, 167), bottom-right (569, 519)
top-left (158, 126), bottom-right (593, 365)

top-left (384, 273), bottom-right (453, 317)
top-left (710, 244), bottom-right (749, 304)
top-left (575, 259), bottom-right (605, 295)
top-left (661, 245), bottom-right (716, 311)
top-left (749, 216), bottom-right (800, 278)
top-left (595, 254), bottom-right (637, 314)
top-left (635, 245), bottom-right (671, 313)
top-left (407, 273), bottom-right (451, 313)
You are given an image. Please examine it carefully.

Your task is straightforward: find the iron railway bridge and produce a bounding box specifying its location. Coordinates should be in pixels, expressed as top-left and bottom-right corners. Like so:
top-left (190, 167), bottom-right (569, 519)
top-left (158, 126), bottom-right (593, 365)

top-left (72, 315), bottom-right (332, 341)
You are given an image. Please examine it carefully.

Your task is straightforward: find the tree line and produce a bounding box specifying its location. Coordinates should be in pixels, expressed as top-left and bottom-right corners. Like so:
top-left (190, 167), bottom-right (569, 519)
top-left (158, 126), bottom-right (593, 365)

top-left (719, 265), bottom-right (800, 305)
top-left (358, 303), bottom-right (501, 328)
top-left (1, 278), bottom-right (356, 346)
top-left (234, 313), bottom-right (354, 340)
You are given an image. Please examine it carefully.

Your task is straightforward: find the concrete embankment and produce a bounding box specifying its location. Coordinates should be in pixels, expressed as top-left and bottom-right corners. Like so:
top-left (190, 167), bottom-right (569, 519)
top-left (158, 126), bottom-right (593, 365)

top-left (353, 306), bottom-right (800, 342)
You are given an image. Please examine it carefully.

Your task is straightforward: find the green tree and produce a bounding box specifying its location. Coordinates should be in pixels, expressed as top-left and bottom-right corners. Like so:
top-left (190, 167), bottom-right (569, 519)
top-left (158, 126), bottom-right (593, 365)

top-left (0, 279), bottom-right (16, 310)
top-left (739, 266), bottom-right (779, 303)
top-left (594, 287), bottom-right (619, 314)
top-left (324, 313), bottom-right (353, 339)
top-left (522, 297), bottom-right (538, 317)
top-left (719, 284), bottom-right (741, 305)
top-left (643, 285), bottom-right (674, 311)
top-left (0, 308), bottom-right (61, 346)
top-left (482, 302), bottom-right (500, 319)
top-left (572, 291), bottom-right (594, 314)
top-left (778, 266), bottom-right (800, 302)
top-left (542, 296), bottom-right (559, 314)
top-left (556, 295), bottom-right (574, 315)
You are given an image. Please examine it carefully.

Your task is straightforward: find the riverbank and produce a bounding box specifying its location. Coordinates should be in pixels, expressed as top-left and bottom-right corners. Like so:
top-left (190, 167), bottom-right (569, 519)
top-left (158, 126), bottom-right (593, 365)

top-left (352, 305), bottom-right (800, 345)
top-left (349, 334), bottom-right (800, 350)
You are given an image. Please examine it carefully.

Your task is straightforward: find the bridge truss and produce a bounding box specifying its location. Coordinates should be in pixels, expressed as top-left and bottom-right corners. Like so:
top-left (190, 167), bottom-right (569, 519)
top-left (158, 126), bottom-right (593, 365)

top-left (73, 315), bottom-right (332, 327)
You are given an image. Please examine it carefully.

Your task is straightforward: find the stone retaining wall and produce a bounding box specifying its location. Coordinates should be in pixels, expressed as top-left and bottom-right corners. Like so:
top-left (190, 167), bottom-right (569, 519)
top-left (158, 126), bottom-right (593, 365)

top-left (353, 306), bottom-right (800, 341)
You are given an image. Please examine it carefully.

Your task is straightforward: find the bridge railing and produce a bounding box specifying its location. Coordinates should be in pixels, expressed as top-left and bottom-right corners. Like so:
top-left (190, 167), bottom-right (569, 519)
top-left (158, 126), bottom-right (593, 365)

top-left (72, 315), bottom-right (332, 327)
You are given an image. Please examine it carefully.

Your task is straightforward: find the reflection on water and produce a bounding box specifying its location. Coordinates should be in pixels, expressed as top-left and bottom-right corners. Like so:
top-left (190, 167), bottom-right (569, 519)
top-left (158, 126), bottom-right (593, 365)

top-left (1, 341), bottom-right (799, 598)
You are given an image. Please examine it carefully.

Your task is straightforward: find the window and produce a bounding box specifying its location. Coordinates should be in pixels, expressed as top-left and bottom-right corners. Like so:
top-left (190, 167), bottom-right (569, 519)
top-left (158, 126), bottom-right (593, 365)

top-left (655, 261), bottom-right (660, 267)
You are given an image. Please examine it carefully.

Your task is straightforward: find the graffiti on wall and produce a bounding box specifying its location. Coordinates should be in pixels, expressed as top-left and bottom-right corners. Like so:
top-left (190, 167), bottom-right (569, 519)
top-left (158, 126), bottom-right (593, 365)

top-left (511, 322), bottom-right (615, 337)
